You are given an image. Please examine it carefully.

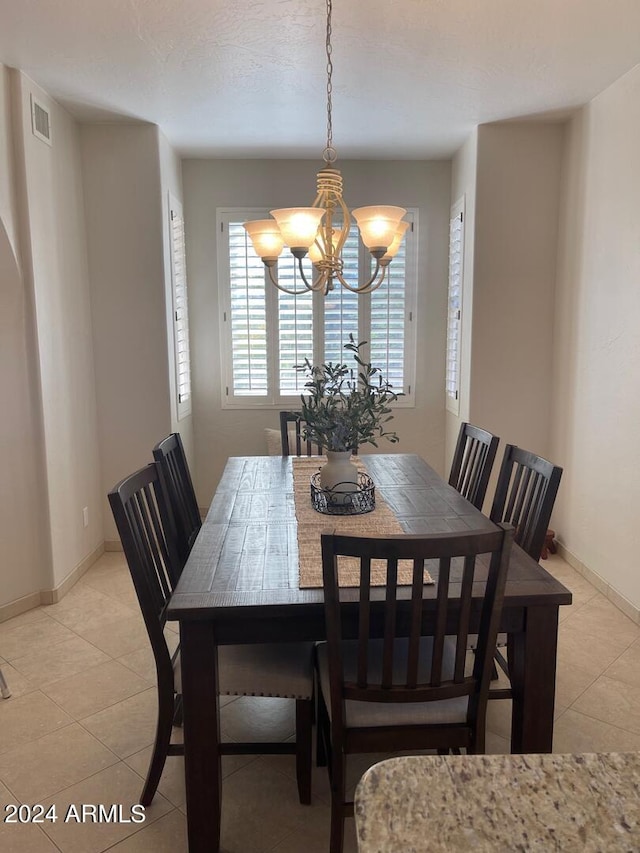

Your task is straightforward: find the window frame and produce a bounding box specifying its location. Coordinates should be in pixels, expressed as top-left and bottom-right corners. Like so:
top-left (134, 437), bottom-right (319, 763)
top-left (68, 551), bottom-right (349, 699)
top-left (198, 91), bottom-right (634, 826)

top-left (168, 193), bottom-right (192, 421)
top-left (445, 196), bottom-right (464, 416)
top-left (217, 207), bottom-right (417, 411)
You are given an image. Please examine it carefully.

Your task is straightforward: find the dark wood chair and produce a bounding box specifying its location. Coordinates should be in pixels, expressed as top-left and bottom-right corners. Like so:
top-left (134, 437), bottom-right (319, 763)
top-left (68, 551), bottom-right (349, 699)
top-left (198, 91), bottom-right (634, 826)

top-left (152, 433), bottom-right (201, 572)
top-left (316, 525), bottom-right (514, 853)
top-left (488, 444), bottom-right (563, 696)
top-left (448, 422), bottom-right (500, 510)
top-left (108, 464), bottom-right (314, 808)
top-left (279, 411), bottom-right (323, 456)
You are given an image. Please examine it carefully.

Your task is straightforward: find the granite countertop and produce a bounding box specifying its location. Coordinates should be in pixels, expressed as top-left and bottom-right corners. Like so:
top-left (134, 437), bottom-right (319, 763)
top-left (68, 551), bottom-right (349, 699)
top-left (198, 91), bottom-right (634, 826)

top-left (354, 752), bottom-right (640, 852)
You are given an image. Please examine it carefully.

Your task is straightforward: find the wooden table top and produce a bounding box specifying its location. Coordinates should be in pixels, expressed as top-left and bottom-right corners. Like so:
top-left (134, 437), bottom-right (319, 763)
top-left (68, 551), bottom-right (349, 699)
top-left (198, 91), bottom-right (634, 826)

top-left (167, 454), bottom-right (572, 623)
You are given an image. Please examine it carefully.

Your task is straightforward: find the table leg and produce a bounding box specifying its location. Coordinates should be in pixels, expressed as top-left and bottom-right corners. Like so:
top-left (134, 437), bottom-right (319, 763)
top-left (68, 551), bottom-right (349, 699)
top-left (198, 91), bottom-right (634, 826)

top-left (180, 620), bottom-right (221, 852)
top-left (509, 605), bottom-right (559, 753)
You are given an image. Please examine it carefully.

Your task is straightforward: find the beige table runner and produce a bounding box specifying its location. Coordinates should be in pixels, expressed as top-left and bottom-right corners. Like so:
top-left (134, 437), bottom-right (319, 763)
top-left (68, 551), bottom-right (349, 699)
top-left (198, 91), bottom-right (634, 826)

top-left (293, 457), bottom-right (434, 589)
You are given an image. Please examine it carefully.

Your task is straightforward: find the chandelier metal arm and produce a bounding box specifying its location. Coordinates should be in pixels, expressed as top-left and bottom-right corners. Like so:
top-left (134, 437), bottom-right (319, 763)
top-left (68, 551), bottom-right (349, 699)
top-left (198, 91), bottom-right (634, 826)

top-left (265, 260), bottom-right (314, 296)
top-left (334, 257), bottom-right (388, 294)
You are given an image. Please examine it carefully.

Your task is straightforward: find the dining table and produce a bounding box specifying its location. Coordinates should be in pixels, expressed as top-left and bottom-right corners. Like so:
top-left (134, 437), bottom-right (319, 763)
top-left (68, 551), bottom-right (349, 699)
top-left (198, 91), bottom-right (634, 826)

top-left (166, 453), bottom-right (573, 853)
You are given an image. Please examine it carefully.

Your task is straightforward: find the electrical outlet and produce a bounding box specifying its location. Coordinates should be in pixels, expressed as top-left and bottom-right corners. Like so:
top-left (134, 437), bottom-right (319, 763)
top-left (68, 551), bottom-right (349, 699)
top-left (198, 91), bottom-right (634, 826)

top-left (82, 506), bottom-right (89, 528)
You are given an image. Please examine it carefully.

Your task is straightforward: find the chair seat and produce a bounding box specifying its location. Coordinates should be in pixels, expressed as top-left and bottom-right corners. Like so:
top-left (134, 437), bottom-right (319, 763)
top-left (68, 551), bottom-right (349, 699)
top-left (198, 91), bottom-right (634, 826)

top-left (175, 642), bottom-right (315, 700)
top-left (317, 638), bottom-right (468, 728)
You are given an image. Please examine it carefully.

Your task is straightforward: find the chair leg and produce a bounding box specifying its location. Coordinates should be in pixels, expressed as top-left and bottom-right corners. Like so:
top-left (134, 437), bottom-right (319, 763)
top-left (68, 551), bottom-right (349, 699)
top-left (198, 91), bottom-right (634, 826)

top-left (329, 751), bottom-right (346, 853)
top-left (140, 688), bottom-right (175, 807)
top-left (295, 698), bottom-right (313, 805)
top-left (316, 689), bottom-right (330, 768)
top-left (0, 668), bottom-right (11, 699)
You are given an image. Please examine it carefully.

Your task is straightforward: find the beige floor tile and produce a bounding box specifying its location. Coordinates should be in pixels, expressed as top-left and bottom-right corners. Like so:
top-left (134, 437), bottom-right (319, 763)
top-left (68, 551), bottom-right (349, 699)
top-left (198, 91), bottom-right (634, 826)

top-left (45, 588), bottom-right (137, 636)
top-left (0, 607), bottom-right (51, 630)
top-left (0, 780), bottom-right (60, 852)
top-left (218, 759), bottom-right (318, 853)
top-left (554, 658), bottom-right (600, 707)
top-left (0, 723), bottom-right (118, 802)
top-left (565, 593), bottom-right (640, 647)
top-left (42, 660), bottom-right (151, 719)
top-left (117, 631), bottom-right (178, 682)
top-left (553, 708), bottom-right (640, 753)
top-left (39, 762), bottom-right (172, 853)
top-left (0, 691), bottom-right (73, 755)
top-left (572, 674), bottom-right (640, 734)
top-left (0, 660), bottom-right (37, 699)
top-left (106, 809), bottom-right (187, 852)
top-left (11, 635), bottom-right (110, 687)
top-left (219, 696), bottom-right (296, 744)
top-left (0, 616), bottom-right (77, 662)
top-left (81, 688), bottom-right (159, 758)
top-left (270, 798), bottom-right (359, 853)
top-left (603, 637), bottom-right (640, 689)
top-left (76, 614), bottom-right (148, 659)
top-left (485, 730), bottom-right (511, 754)
top-left (557, 621), bottom-right (630, 674)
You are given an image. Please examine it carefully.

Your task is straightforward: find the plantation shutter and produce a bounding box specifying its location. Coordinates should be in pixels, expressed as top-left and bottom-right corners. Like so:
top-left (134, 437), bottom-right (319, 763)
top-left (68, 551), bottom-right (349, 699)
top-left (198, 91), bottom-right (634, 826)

top-left (169, 195), bottom-right (192, 419)
top-left (370, 224), bottom-right (409, 394)
top-left (445, 199), bottom-right (464, 414)
top-left (277, 254), bottom-right (314, 394)
top-left (228, 222), bottom-right (268, 395)
top-left (323, 226), bottom-right (359, 364)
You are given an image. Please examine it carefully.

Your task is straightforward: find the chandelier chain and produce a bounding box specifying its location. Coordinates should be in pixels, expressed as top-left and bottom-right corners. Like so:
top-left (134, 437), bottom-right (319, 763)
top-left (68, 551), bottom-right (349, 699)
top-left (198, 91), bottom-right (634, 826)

top-left (324, 0), bottom-right (336, 163)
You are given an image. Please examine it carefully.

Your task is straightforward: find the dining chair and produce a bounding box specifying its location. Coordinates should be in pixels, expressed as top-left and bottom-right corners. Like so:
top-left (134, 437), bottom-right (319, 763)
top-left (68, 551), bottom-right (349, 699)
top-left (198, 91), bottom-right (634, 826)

top-left (108, 464), bottom-right (315, 807)
top-left (488, 444), bottom-right (563, 697)
top-left (448, 422), bottom-right (500, 510)
top-left (316, 524), bottom-right (514, 853)
top-left (152, 433), bottom-right (201, 573)
top-left (279, 411), bottom-right (323, 456)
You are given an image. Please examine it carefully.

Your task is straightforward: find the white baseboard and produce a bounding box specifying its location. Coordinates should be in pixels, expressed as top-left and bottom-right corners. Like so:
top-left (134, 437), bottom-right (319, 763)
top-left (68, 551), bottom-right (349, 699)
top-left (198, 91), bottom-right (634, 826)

top-left (556, 542), bottom-right (640, 624)
top-left (0, 542), bottom-right (105, 622)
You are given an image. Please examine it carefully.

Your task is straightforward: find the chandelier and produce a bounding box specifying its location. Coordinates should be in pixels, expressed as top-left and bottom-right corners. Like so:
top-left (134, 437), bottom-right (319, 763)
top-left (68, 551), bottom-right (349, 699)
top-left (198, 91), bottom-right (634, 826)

top-left (243, 0), bottom-right (408, 296)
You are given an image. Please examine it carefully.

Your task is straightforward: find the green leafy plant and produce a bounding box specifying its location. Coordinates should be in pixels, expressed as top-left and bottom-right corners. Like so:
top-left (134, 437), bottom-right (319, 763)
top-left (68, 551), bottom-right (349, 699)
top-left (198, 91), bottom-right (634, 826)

top-left (296, 337), bottom-right (400, 452)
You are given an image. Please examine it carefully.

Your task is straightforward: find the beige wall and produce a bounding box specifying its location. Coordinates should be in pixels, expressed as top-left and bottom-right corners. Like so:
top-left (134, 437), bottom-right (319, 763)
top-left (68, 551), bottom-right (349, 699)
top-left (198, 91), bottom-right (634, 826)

top-left (81, 123), bottom-right (173, 542)
top-left (448, 123), bottom-right (564, 511)
top-left (11, 71), bottom-right (103, 590)
top-left (0, 65), bottom-right (51, 610)
top-left (182, 158), bottom-right (451, 504)
top-left (551, 64), bottom-right (640, 611)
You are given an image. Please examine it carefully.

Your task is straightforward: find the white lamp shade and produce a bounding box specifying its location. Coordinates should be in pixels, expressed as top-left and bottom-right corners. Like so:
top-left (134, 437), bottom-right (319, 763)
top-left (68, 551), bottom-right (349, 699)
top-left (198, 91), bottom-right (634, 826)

top-left (243, 220), bottom-right (285, 260)
top-left (308, 240), bottom-right (323, 264)
top-left (382, 220), bottom-right (410, 261)
top-left (351, 205), bottom-right (407, 251)
top-left (270, 208), bottom-right (325, 250)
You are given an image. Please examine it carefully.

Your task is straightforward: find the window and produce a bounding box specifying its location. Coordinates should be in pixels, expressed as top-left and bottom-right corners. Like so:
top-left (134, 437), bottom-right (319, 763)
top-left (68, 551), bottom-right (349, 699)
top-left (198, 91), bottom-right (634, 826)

top-left (169, 194), bottom-right (192, 420)
top-left (218, 208), bottom-right (417, 409)
top-left (445, 197), bottom-right (464, 415)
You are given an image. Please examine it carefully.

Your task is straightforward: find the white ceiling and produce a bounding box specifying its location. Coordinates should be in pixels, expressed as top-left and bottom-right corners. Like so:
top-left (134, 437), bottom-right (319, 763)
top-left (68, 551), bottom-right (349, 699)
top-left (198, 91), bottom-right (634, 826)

top-left (1, 0), bottom-right (639, 159)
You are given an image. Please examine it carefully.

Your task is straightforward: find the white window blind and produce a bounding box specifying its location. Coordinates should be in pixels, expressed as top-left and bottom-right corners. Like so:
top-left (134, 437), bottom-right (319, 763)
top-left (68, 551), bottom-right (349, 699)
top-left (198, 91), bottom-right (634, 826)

top-left (169, 195), bottom-right (192, 419)
top-left (218, 208), bottom-right (417, 409)
top-left (445, 198), bottom-right (464, 415)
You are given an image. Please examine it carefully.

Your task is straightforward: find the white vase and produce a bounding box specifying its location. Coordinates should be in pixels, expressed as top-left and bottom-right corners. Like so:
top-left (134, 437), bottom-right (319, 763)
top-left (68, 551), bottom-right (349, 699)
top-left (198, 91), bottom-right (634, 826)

top-left (320, 450), bottom-right (358, 505)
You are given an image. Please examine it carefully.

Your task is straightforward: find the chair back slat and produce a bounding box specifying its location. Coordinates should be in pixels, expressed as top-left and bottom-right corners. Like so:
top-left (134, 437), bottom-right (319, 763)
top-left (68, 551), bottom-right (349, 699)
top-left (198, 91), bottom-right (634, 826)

top-left (279, 411), bottom-right (323, 457)
top-left (153, 433), bottom-right (201, 572)
top-left (356, 558), bottom-right (371, 688)
top-left (449, 423), bottom-right (500, 510)
top-left (382, 559), bottom-right (399, 689)
top-left (406, 558), bottom-right (425, 689)
top-left (490, 445), bottom-right (563, 562)
top-left (321, 527), bottom-right (513, 718)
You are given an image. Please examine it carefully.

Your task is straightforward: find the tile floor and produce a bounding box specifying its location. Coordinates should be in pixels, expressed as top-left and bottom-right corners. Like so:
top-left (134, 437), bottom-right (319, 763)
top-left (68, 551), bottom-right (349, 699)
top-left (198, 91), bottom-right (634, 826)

top-left (1, 551), bottom-right (640, 852)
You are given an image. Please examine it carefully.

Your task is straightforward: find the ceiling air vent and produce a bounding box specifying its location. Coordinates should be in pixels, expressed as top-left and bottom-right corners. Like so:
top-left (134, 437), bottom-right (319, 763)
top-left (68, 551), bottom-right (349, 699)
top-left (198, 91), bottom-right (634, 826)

top-left (30, 95), bottom-right (52, 146)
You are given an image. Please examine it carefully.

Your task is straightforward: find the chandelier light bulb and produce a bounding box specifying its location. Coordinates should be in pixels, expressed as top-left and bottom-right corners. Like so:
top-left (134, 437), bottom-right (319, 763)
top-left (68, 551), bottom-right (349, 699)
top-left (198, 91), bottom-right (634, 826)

top-left (243, 219), bottom-right (285, 260)
top-left (270, 208), bottom-right (325, 251)
top-left (351, 206), bottom-right (407, 252)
